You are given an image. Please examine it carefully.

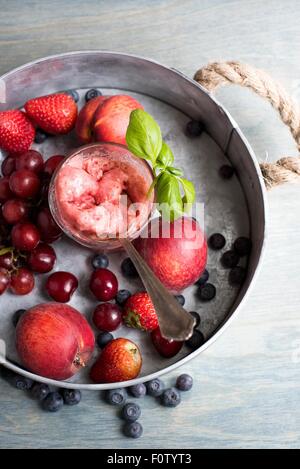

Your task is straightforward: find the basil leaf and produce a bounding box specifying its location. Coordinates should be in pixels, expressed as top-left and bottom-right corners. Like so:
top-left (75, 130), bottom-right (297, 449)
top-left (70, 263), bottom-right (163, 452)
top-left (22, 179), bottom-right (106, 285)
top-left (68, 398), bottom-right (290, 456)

top-left (156, 141), bottom-right (174, 168)
top-left (126, 109), bottom-right (162, 164)
top-left (180, 177), bottom-right (196, 212)
top-left (166, 166), bottom-right (183, 177)
top-left (156, 172), bottom-right (183, 221)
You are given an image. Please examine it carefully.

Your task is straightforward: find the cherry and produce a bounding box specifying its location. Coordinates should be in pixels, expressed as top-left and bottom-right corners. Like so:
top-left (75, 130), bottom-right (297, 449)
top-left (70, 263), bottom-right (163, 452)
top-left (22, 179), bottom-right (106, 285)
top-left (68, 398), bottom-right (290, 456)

top-left (151, 327), bottom-right (183, 358)
top-left (0, 268), bottom-right (10, 295)
top-left (15, 150), bottom-right (44, 174)
top-left (43, 155), bottom-right (64, 177)
top-left (9, 169), bottom-right (41, 199)
top-left (89, 268), bottom-right (118, 301)
top-left (93, 303), bottom-right (122, 332)
top-left (1, 155), bottom-right (16, 176)
top-left (0, 252), bottom-right (14, 270)
top-left (2, 199), bottom-right (29, 224)
top-left (0, 176), bottom-right (14, 202)
top-left (46, 271), bottom-right (78, 302)
top-left (36, 207), bottom-right (62, 243)
top-left (10, 267), bottom-right (34, 295)
top-left (27, 243), bottom-right (56, 273)
top-left (11, 222), bottom-right (40, 251)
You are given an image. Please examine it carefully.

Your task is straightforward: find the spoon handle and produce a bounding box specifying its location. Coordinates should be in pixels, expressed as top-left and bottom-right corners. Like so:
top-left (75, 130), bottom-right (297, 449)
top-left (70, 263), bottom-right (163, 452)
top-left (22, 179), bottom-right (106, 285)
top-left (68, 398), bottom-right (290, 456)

top-left (121, 238), bottom-right (195, 341)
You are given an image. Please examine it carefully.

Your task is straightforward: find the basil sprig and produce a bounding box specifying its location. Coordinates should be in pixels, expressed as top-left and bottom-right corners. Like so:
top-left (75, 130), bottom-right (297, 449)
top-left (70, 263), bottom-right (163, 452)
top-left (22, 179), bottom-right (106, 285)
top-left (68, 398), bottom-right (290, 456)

top-left (126, 109), bottom-right (196, 221)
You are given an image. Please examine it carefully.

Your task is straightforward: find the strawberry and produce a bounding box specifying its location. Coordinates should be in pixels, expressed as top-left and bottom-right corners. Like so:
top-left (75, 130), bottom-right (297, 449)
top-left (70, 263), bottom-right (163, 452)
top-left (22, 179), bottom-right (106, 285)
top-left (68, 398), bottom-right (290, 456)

top-left (0, 110), bottom-right (35, 153)
top-left (24, 93), bottom-right (77, 135)
top-left (123, 292), bottom-right (158, 331)
top-left (90, 338), bottom-right (142, 383)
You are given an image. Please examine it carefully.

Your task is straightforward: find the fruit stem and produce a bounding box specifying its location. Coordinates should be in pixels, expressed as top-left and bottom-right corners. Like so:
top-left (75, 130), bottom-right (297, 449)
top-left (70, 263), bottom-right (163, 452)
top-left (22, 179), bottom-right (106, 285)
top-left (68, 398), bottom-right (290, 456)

top-left (73, 353), bottom-right (86, 369)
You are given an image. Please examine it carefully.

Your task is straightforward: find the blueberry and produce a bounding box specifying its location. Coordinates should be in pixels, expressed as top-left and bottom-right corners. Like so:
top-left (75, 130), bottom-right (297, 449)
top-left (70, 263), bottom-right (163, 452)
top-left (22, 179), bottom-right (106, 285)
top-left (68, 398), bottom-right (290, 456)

top-left (128, 383), bottom-right (147, 398)
top-left (161, 387), bottom-right (181, 407)
top-left (221, 250), bottom-right (239, 268)
top-left (146, 378), bottom-right (165, 397)
top-left (208, 233), bottom-right (226, 250)
top-left (195, 269), bottom-right (209, 286)
top-left (198, 283), bottom-right (216, 301)
top-left (65, 89), bottom-right (79, 103)
top-left (61, 389), bottom-right (82, 406)
top-left (189, 311), bottom-right (201, 328)
top-left (234, 237), bottom-right (252, 256)
top-left (219, 165), bottom-right (235, 179)
top-left (12, 374), bottom-right (34, 391)
top-left (185, 120), bottom-right (204, 137)
top-left (85, 88), bottom-right (102, 102)
top-left (42, 392), bottom-right (64, 412)
top-left (12, 309), bottom-right (26, 327)
top-left (31, 383), bottom-right (50, 401)
top-left (186, 330), bottom-right (205, 350)
top-left (97, 331), bottom-right (114, 349)
top-left (121, 402), bottom-right (141, 422)
top-left (116, 289), bottom-right (131, 306)
top-left (92, 253), bottom-right (109, 269)
top-left (121, 258), bottom-right (138, 278)
top-left (176, 374), bottom-right (193, 392)
top-left (174, 294), bottom-right (185, 306)
top-left (106, 388), bottom-right (127, 406)
top-left (229, 266), bottom-right (246, 286)
top-left (123, 421), bottom-right (143, 439)
top-left (34, 129), bottom-right (48, 144)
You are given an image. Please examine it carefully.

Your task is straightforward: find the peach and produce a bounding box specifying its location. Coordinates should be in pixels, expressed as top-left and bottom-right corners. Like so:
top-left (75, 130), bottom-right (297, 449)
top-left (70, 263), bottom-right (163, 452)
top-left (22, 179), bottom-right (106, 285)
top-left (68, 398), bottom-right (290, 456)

top-left (75, 96), bottom-right (108, 144)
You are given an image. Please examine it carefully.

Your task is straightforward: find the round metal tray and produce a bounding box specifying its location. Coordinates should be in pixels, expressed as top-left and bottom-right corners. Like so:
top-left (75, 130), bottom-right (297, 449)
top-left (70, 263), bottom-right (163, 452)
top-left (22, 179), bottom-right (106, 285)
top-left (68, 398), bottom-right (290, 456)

top-left (0, 51), bottom-right (267, 389)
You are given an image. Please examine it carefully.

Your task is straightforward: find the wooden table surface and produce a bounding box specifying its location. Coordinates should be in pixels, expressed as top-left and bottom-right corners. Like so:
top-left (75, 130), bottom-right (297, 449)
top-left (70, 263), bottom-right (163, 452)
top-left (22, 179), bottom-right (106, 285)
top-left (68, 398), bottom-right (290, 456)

top-left (1, 0), bottom-right (300, 449)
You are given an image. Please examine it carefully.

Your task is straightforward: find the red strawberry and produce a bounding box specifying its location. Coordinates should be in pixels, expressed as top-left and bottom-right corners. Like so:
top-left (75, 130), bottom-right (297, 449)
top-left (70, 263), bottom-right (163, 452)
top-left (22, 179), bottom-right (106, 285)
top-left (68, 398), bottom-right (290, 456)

top-left (151, 327), bottom-right (183, 358)
top-left (24, 93), bottom-right (77, 135)
top-left (123, 292), bottom-right (158, 331)
top-left (0, 110), bottom-right (35, 153)
top-left (90, 338), bottom-right (142, 383)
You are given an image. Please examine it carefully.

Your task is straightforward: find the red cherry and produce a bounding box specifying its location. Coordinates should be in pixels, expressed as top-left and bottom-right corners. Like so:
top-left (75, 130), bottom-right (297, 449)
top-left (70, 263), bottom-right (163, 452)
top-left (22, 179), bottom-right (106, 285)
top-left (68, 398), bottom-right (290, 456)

top-left (2, 199), bottom-right (29, 224)
top-left (15, 150), bottom-right (44, 174)
top-left (0, 252), bottom-right (14, 270)
top-left (1, 155), bottom-right (16, 176)
top-left (27, 243), bottom-right (56, 273)
top-left (9, 169), bottom-right (41, 199)
top-left (0, 268), bottom-right (10, 295)
top-left (10, 267), bottom-right (34, 295)
top-left (43, 155), bottom-right (64, 177)
top-left (11, 222), bottom-right (40, 251)
top-left (46, 271), bottom-right (78, 302)
top-left (151, 327), bottom-right (183, 358)
top-left (89, 268), bottom-right (118, 301)
top-left (93, 303), bottom-right (122, 332)
top-left (0, 176), bottom-right (14, 202)
top-left (36, 207), bottom-right (62, 243)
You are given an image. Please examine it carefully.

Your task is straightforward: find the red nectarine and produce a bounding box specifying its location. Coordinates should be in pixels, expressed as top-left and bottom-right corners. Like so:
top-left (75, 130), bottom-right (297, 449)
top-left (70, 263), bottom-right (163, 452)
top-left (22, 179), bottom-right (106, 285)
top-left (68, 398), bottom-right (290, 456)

top-left (75, 96), bottom-right (108, 144)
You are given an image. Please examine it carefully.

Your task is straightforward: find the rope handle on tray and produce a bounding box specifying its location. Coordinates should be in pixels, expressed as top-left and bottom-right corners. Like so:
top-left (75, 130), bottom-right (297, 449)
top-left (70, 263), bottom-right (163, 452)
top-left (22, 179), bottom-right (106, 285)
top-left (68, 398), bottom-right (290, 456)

top-left (194, 61), bottom-right (300, 189)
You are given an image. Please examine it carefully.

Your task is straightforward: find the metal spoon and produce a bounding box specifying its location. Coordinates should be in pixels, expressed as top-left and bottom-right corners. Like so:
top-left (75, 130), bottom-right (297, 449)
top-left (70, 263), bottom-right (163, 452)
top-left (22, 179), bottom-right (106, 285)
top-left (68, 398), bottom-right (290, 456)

top-left (121, 238), bottom-right (195, 341)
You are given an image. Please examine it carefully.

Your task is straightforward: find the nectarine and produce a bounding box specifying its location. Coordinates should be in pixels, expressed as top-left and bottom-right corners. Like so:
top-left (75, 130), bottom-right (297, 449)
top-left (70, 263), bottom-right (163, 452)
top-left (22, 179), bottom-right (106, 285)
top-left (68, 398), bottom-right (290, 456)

top-left (75, 96), bottom-right (108, 144)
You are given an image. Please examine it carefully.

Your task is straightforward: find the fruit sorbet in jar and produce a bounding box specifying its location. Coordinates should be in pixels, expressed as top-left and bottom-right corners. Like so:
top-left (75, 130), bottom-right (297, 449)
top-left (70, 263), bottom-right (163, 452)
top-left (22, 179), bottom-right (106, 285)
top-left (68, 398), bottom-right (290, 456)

top-left (49, 143), bottom-right (154, 249)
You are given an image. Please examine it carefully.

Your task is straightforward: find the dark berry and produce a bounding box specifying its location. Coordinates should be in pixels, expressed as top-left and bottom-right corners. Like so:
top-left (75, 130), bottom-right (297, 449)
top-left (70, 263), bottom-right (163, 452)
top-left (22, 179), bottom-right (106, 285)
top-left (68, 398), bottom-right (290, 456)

top-left (219, 165), bottom-right (235, 179)
top-left (189, 311), bottom-right (201, 328)
top-left (121, 258), bottom-right (138, 278)
top-left (234, 237), bottom-right (252, 256)
top-left (85, 88), bottom-right (102, 101)
top-left (34, 129), bottom-right (48, 144)
top-left (93, 303), bottom-right (122, 332)
top-left (186, 330), bottom-right (205, 350)
top-left (128, 383), bottom-right (147, 398)
top-left (64, 89), bottom-right (79, 103)
top-left (12, 374), bottom-right (34, 390)
top-left (209, 233), bottom-right (226, 250)
top-left (146, 378), bottom-right (164, 397)
top-left (42, 392), bottom-right (64, 412)
top-left (96, 331), bottom-right (114, 349)
top-left (185, 120), bottom-right (204, 137)
top-left (31, 383), bottom-right (50, 401)
top-left (89, 268), bottom-right (118, 301)
top-left (12, 309), bottom-right (26, 327)
top-left (174, 294), bottom-right (185, 306)
top-left (92, 253), bottom-right (109, 269)
top-left (229, 266), bottom-right (246, 286)
top-left (161, 387), bottom-right (181, 407)
top-left (221, 250), bottom-right (239, 268)
top-left (195, 269), bottom-right (209, 286)
top-left (198, 283), bottom-right (216, 301)
top-left (121, 402), bottom-right (141, 422)
top-left (106, 388), bottom-right (127, 406)
top-left (176, 374), bottom-right (193, 391)
top-left (61, 389), bottom-right (82, 406)
top-left (116, 289), bottom-right (132, 306)
top-left (123, 421), bottom-right (143, 439)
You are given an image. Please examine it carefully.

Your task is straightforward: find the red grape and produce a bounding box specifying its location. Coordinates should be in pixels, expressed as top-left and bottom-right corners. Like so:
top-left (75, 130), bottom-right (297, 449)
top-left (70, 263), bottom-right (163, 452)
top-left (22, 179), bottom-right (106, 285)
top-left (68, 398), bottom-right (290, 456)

top-left (151, 327), bottom-right (183, 358)
top-left (0, 251), bottom-right (14, 270)
top-left (45, 271), bottom-right (78, 302)
top-left (15, 150), bottom-right (44, 174)
top-left (10, 267), bottom-right (34, 295)
top-left (43, 155), bottom-right (64, 177)
top-left (2, 199), bottom-right (29, 224)
top-left (0, 268), bottom-right (10, 295)
top-left (11, 222), bottom-right (40, 251)
top-left (9, 169), bottom-right (41, 199)
top-left (36, 207), bottom-right (62, 243)
top-left (0, 176), bottom-right (13, 202)
top-left (1, 155), bottom-right (16, 176)
top-left (93, 303), bottom-right (122, 332)
top-left (89, 268), bottom-right (118, 301)
top-left (27, 243), bottom-right (56, 273)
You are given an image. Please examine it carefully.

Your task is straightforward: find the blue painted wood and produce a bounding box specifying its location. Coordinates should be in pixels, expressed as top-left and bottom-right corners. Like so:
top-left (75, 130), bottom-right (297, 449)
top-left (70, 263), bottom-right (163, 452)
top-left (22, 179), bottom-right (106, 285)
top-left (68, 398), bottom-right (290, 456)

top-left (1, 0), bottom-right (300, 449)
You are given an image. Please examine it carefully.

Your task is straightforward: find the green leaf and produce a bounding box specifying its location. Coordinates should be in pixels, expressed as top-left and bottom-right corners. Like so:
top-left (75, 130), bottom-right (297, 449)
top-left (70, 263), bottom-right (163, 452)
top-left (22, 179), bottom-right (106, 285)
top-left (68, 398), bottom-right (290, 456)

top-left (156, 141), bottom-right (174, 169)
top-left (126, 109), bottom-right (162, 164)
top-left (156, 172), bottom-right (184, 221)
top-left (166, 166), bottom-right (183, 177)
top-left (179, 177), bottom-right (196, 212)
top-left (0, 247), bottom-right (14, 256)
